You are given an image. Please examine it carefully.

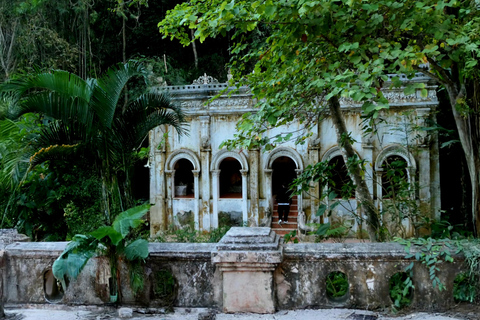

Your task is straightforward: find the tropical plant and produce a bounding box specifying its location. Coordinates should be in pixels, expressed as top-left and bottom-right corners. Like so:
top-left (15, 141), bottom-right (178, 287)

top-left (1, 60), bottom-right (187, 224)
top-left (52, 204), bottom-right (150, 303)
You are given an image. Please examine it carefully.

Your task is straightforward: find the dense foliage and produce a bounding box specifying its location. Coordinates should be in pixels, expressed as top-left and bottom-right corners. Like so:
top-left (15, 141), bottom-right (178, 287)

top-left (0, 60), bottom-right (186, 239)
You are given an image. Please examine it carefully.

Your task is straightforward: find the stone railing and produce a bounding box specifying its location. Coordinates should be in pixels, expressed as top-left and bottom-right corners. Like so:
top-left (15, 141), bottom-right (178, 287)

top-left (0, 228), bottom-right (466, 313)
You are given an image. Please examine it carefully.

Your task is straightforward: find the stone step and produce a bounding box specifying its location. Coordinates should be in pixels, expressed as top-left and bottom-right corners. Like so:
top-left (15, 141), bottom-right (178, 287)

top-left (271, 227), bottom-right (297, 236)
top-left (273, 205), bottom-right (298, 210)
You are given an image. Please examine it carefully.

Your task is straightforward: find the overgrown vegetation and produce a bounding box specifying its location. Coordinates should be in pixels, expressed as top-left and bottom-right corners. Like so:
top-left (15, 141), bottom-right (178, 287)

top-left (326, 271), bottom-right (349, 299)
top-left (392, 236), bottom-right (480, 309)
top-left (389, 272), bottom-right (414, 311)
top-left (154, 225), bottom-right (232, 244)
top-left (53, 204), bottom-right (150, 303)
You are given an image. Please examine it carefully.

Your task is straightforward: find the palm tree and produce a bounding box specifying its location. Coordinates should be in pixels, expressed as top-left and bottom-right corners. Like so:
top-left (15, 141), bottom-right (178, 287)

top-left (1, 60), bottom-right (186, 223)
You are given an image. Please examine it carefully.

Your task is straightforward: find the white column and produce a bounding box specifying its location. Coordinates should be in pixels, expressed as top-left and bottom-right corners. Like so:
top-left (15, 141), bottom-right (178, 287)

top-left (376, 168), bottom-right (384, 213)
top-left (264, 169), bottom-right (273, 214)
top-left (249, 149), bottom-right (259, 226)
top-left (295, 169), bottom-right (303, 214)
top-left (149, 129), bottom-right (167, 235)
top-left (211, 170), bottom-right (220, 229)
top-left (240, 169), bottom-right (248, 225)
top-left (193, 170), bottom-right (200, 230)
top-left (165, 170), bottom-right (174, 227)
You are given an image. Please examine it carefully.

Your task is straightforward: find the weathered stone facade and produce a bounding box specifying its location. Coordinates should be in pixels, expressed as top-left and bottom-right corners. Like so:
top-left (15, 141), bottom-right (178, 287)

top-left (149, 74), bottom-right (440, 237)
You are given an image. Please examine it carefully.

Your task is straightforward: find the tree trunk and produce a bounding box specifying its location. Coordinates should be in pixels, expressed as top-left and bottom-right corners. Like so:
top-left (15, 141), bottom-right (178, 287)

top-left (191, 29), bottom-right (198, 69)
top-left (121, 4), bottom-right (128, 109)
top-left (444, 82), bottom-right (480, 235)
top-left (328, 95), bottom-right (384, 242)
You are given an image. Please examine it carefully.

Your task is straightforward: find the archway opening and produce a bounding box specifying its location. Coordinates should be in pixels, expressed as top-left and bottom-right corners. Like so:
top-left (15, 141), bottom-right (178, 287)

top-left (381, 155), bottom-right (408, 199)
top-left (328, 156), bottom-right (355, 199)
top-left (272, 156), bottom-right (297, 196)
top-left (174, 159), bottom-right (194, 198)
top-left (219, 157), bottom-right (242, 198)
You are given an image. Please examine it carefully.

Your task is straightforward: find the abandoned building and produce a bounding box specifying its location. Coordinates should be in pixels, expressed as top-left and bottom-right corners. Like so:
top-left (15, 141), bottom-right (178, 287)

top-left (148, 73), bottom-right (440, 237)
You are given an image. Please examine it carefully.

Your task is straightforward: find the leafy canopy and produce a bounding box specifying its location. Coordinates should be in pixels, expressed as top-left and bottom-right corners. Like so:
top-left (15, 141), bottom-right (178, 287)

top-left (160, 0), bottom-right (480, 149)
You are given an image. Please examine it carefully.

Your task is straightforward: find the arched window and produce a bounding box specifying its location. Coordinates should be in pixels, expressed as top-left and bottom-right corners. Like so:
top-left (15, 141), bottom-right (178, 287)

top-left (328, 156), bottom-right (355, 199)
top-left (174, 159), bottom-right (194, 198)
top-left (219, 157), bottom-right (242, 198)
top-left (381, 155), bottom-right (408, 199)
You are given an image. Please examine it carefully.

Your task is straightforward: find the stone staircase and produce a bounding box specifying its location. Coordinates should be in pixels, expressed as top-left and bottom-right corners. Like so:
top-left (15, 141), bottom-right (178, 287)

top-left (271, 196), bottom-right (298, 236)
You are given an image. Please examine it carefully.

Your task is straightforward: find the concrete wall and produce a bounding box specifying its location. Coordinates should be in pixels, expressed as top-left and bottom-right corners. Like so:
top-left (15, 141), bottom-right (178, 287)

top-left (0, 229), bottom-right (466, 312)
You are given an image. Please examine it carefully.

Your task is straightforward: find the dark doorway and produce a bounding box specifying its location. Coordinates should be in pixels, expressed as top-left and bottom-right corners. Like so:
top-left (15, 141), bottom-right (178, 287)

top-left (220, 157), bottom-right (242, 198)
top-left (174, 159), bottom-right (194, 198)
top-left (272, 156), bottom-right (297, 196)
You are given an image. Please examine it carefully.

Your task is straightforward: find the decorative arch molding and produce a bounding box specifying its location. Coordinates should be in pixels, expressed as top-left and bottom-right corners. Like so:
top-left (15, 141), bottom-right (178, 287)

top-left (321, 146), bottom-right (343, 163)
top-left (210, 149), bottom-right (249, 171)
top-left (166, 149), bottom-right (201, 171)
top-left (321, 146), bottom-right (363, 163)
top-left (265, 146), bottom-right (304, 170)
top-left (374, 144), bottom-right (416, 172)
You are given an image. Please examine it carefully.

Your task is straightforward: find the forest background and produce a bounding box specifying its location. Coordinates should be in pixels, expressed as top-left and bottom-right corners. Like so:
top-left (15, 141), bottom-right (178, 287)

top-left (0, 0), bottom-right (473, 241)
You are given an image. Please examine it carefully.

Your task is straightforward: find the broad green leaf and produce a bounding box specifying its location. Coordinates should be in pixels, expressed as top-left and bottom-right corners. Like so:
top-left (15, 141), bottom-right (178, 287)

top-left (328, 191), bottom-right (337, 200)
top-left (316, 204), bottom-right (327, 216)
top-left (91, 226), bottom-right (123, 245)
top-left (113, 203), bottom-right (150, 238)
top-left (125, 239), bottom-right (149, 261)
top-left (316, 223), bottom-right (331, 236)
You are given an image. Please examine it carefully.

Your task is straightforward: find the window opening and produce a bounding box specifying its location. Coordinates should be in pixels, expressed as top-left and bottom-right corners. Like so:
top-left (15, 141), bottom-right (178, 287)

top-left (174, 159), bottom-right (194, 198)
top-left (220, 157), bottom-right (242, 198)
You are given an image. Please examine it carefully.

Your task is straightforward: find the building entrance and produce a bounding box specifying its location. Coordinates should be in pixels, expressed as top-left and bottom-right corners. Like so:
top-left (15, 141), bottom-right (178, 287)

top-left (271, 156), bottom-right (298, 235)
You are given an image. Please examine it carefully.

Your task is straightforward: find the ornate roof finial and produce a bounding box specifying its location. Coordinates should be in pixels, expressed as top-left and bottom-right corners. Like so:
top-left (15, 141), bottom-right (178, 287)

top-left (192, 74), bottom-right (219, 85)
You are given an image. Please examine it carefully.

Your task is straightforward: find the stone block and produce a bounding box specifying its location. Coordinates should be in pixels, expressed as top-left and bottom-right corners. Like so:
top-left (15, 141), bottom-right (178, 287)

top-left (212, 227), bottom-right (283, 314)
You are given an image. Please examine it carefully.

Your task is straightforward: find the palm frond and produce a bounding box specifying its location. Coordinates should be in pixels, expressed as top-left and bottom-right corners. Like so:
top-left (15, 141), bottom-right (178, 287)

top-left (22, 92), bottom-right (94, 127)
top-left (0, 119), bottom-right (33, 189)
top-left (92, 60), bottom-right (147, 129)
top-left (34, 120), bottom-right (94, 149)
top-left (116, 91), bottom-right (187, 145)
top-left (29, 144), bottom-right (80, 168)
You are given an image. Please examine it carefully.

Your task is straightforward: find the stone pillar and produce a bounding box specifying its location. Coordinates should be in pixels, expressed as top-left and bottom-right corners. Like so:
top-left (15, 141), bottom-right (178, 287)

top-left (193, 170), bottom-right (200, 230)
top-left (264, 169), bottom-right (273, 213)
top-left (165, 170), bottom-right (174, 227)
top-left (308, 144), bottom-right (320, 222)
top-left (212, 227), bottom-right (283, 314)
top-left (211, 170), bottom-right (220, 229)
top-left (416, 108), bottom-right (434, 218)
top-left (0, 229), bottom-right (29, 317)
top-left (240, 169), bottom-right (248, 225)
top-left (150, 129), bottom-right (167, 235)
top-left (362, 134), bottom-right (374, 195)
top-left (249, 149), bottom-right (260, 226)
top-left (295, 169), bottom-right (303, 213)
top-left (200, 116), bottom-right (211, 230)
top-left (0, 249), bottom-right (4, 318)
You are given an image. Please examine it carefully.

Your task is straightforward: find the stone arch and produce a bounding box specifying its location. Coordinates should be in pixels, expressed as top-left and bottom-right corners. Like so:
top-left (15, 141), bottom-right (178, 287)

top-left (375, 144), bottom-right (416, 200)
top-left (166, 149), bottom-right (201, 171)
top-left (265, 146), bottom-right (304, 170)
top-left (211, 149), bottom-right (249, 172)
top-left (321, 146), bottom-right (358, 199)
top-left (321, 146), bottom-right (363, 163)
top-left (374, 145), bottom-right (416, 172)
